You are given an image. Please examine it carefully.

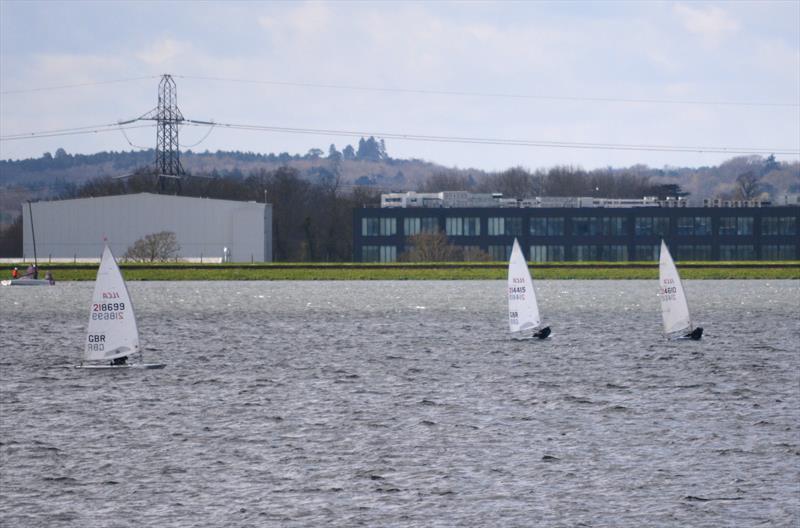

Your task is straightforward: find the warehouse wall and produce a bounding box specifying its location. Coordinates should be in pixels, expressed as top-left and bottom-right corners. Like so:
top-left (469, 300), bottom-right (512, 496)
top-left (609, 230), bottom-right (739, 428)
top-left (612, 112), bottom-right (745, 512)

top-left (22, 193), bottom-right (272, 262)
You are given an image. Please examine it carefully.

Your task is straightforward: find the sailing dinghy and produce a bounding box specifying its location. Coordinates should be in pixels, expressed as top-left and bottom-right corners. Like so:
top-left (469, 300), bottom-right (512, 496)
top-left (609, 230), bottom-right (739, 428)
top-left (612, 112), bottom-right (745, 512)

top-left (508, 238), bottom-right (551, 339)
top-left (658, 240), bottom-right (703, 340)
top-left (75, 245), bottom-right (165, 369)
top-left (1, 278), bottom-right (52, 286)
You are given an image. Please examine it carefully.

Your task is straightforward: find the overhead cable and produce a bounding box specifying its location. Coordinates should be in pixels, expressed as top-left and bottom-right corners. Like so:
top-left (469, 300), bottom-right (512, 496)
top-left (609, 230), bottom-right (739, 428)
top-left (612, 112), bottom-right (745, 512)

top-left (176, 74), bottom-right (800, 109)
top-left (0, 75), bottom-right (161, 95)
top-left (182, 119), bottom-right (800, 155)
top-left (0, 123), bottom-right (154, 141)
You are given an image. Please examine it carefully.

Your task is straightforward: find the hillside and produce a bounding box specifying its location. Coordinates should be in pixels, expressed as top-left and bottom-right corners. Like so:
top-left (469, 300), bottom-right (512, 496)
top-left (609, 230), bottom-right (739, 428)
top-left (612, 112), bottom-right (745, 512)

top-left (1, 139), bottom-right (798, 228)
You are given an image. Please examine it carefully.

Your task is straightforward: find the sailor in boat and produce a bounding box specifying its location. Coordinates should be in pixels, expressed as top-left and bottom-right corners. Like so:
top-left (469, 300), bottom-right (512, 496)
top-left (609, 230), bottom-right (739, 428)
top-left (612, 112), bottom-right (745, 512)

top-left (111, 356), bottom-right (129, 366)
top-left (533, 327), bottom-right (551, 340)
top-left (685, 327), bottom-right (703, 340)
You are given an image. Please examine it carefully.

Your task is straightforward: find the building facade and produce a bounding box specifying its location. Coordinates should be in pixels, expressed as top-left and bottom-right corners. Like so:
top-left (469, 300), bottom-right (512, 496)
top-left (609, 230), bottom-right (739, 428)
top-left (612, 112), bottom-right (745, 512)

top-left (23, 193), bottom-right (273, 262)
top-left (354, 195), bottom-right (799, 262)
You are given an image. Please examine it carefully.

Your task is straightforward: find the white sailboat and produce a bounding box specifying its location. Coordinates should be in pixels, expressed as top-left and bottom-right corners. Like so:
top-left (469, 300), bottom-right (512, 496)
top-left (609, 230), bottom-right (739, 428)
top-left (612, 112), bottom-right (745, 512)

top-left (658, 240), bottom-right (703, 340)
top-left (508, 238), bottom-right (550, 340)
top-left (75, 245), bottom-right (165, 369)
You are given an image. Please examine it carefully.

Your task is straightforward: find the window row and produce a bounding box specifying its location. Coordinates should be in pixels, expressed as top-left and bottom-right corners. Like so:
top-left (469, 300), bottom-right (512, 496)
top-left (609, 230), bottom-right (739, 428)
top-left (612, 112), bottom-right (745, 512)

top-left (361, 215), bottom-right (798, 237)
top-left (362, 243), bottom-right (796, 262)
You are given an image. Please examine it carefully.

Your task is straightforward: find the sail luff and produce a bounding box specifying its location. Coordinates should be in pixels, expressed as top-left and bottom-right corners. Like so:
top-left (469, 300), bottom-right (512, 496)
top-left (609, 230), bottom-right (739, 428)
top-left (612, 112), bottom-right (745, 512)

top-left (508, 238), bottom-right (541, 334)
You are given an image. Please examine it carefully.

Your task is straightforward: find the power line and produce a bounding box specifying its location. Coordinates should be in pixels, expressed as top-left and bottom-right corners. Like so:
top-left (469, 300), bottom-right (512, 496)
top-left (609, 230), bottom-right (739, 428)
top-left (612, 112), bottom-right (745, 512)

top-left (3, 117), bottom-right (796, 156)
top-left (0, 75), bottom-right (161, 95)
top-left (176, 74), bottom-right (800, 109)
top-left (182, 119), bottom-right (800, 156)
top-left (0, 123), bottom-right (154, 141)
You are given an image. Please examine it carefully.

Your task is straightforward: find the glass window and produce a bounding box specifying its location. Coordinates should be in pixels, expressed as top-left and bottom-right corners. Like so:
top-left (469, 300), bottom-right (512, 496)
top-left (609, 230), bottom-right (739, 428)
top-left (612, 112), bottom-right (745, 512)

top-left (488, 217), bottom-right (522, 236)
top-left (677, 217), bottom-right (694, 236)
top-left (488, 217), bottom-right (504, 236)
top-left (635, 217), bottom-right (669, 236)
top-left (506, 217), bottom-right (522, 235)
top-left (695, 217), bottom-right (711, 236)
top-left (573, 217), bottom-right (592, 236)
top-left (719, 244), bottom-right (755, 260)
top-left (604, 217), bottom-right (626, 236)
top-left (677, 217), bottom-right (711, 236)
top-left (635, 217), bottom-right (652, 236)
top-left (364, 217), bottom-right (396, 236)
top-left (445, 217), bottom-right (462, 236)
top-left (635, 244), bottom-right (658, 261)
top-left (762, 216), bottom-right (797, 236)
top-left (762, 244), bottom-right (796, 260)
top-left (781, 216), bottom-right (797, 235)
top-left (464, 217), bottom-right (480, 236)
top-left (380, 245), bottom-right (397, 262)
top-left (490, 217), bottom-right (522, 236)
top-left (404, 217), bottom-right (438, 235)
top-left (380, 217), bottom-right (396, 236)
top-left (573, 217), bottom-right (626, 236)
top-left (362, 218), bottom-right (379, 236)
top-left (677, 245), bottom-right (712, 260)
top-left (573, 245), bottom-right (598, 261)
top-left (600, 245), bottom-right (628, 261)
top-left (530, 217), bottom-right (564, 236)
top-left (446, 217), bottom-right (480, 236)
top-left (530, 245), bottom-right (565, 262)
top-left (719, 217), bottom-right (737, 235)
top-left (488, 245), bottom-right (511, 261)
top-left (737, 217), bottom-right (753, 235)
top-left (547, 217), bottom-right (564, 236)
top-left (362, 245), bottom-right (379, 261)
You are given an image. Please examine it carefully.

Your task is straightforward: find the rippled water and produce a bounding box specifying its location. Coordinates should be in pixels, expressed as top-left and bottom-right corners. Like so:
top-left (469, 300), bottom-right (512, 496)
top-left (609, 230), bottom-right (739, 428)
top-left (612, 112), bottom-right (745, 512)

top-left (1, 280), bottom-right (798, 527)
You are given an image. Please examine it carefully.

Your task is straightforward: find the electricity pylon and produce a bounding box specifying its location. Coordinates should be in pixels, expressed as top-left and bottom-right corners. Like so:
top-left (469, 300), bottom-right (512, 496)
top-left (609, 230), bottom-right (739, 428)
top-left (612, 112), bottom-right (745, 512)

top-left (120, 74), bottom-right (187, 193)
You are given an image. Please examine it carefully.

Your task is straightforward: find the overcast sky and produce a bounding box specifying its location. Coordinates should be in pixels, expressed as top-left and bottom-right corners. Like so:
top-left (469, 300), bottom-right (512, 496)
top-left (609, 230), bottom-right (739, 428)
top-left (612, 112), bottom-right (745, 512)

top-left (1, 1), bottom-right (798, 171)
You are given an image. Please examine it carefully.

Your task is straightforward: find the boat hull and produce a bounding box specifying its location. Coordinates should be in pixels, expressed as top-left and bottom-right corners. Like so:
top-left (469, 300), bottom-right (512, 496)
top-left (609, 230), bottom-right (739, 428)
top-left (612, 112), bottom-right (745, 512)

top-left (2, 279), bottom-right (53, 286)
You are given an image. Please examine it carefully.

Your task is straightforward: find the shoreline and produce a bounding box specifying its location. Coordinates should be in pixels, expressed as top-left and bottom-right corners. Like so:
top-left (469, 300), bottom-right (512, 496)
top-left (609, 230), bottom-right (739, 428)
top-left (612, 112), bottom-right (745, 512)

top-left (4, 261), bottom-right (798, 281)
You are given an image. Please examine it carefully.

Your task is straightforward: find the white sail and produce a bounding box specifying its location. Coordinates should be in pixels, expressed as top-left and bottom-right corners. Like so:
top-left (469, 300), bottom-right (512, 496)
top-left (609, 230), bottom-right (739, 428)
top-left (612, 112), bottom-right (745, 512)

top-left (658, 240), bottom-right (692, 336)
top-left (84, 246), bottom-right (139, 362)
top-left (508, 238), bottom-right (541, 334)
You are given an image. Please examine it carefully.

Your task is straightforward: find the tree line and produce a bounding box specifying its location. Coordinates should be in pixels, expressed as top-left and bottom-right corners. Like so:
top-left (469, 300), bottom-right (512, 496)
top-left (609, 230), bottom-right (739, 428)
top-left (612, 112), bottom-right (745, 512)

top-left (1, 153), bottom-right (796, 259)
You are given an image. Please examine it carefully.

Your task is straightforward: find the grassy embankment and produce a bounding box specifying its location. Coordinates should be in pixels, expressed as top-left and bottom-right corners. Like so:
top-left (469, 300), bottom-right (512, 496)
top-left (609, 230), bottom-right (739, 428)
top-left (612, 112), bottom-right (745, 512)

top-left (8, 261), bottom-right (799, 280)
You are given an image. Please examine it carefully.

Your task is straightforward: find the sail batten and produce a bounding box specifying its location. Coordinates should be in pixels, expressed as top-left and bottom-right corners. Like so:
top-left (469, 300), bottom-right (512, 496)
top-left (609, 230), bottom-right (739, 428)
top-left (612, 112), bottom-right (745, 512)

top-left (84, 246), bottom-right (139, 361)
top-left (508, 238), bottom-right (541, 334)
top-left (659, 240), bottom-right (693, 336)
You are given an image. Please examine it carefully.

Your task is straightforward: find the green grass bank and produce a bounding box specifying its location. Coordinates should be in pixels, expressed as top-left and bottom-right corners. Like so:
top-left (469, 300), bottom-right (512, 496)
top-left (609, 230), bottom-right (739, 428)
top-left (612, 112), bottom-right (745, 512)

top-left (7, 261), bottom-right (799, 281)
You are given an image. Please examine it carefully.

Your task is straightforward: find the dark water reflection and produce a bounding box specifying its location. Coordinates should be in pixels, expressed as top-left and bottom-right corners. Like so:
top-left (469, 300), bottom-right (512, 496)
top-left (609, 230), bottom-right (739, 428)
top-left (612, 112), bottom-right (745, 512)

top-left (1, 280), bottom-right (798, 526)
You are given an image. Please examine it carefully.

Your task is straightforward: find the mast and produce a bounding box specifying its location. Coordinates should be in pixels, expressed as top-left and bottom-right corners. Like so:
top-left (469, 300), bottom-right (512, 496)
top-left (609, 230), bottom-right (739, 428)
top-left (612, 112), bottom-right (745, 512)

top-left (27, 201), bottom-right (38, 267)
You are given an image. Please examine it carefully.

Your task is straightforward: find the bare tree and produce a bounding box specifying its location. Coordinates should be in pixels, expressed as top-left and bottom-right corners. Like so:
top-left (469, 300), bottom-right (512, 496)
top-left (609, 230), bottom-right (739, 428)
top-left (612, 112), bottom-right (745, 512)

top-left (479, 167), bottom-right (534, 198)
top-left (421, 171), bottom-right (474, 192)
top-left (399, 231), bottom-right (464, 262)
top-left (124, 231), bottom-right (181, 262)
top-left (735, 171), bottom-right (761, 200)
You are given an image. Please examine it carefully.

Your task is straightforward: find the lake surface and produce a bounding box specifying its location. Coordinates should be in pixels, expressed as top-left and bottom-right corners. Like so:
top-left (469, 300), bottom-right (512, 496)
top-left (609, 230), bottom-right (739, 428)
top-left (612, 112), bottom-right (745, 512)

top-left (1, 280), bottom-right (798, 527)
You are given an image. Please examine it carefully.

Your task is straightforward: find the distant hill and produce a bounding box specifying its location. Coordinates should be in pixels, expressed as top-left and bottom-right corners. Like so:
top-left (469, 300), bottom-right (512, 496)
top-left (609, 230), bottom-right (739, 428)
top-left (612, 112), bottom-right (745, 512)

top-left (1, 137), bottom-right (798, 227)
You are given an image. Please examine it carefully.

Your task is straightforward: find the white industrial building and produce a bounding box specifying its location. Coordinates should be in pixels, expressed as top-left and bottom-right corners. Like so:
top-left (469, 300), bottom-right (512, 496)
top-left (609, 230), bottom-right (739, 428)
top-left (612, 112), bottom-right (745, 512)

top-left (23, 193), bottom-right (272, 262)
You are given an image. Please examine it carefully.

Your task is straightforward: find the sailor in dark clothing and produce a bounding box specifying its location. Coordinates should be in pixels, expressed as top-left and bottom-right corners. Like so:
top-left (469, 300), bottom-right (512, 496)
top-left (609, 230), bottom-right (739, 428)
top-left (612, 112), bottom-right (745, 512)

top-left (111, 356), bottom-right (129, 366)
top-left (685, 327), bottom-right (703, 340)
top-left (533, 326), bottom-right (551, 340)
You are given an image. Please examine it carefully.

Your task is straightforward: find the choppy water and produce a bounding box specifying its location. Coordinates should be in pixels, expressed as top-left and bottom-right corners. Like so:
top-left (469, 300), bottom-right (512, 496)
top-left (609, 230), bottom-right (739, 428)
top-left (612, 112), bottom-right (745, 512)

top-left (1, 280), bottom-right (798, 527)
